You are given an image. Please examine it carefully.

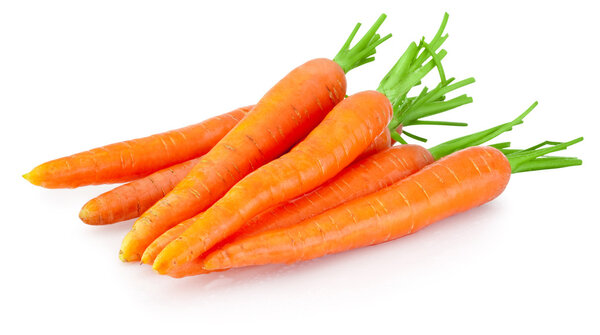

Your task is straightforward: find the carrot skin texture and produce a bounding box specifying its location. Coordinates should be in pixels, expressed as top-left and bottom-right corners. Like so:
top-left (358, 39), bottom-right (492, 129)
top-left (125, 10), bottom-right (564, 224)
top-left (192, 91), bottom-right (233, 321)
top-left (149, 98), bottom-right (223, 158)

top-left (24, 107), bottom-right (251, 189)
top-left (121, 58), bottom-right (347, 262)
top-left (153, 90), bottom-right (393, 274)
top-left (141, 134), bottom-right (403, 265)
top-left (162, 145), bottom-right (432, 277)
top-left (203, 146), bottom-right (511, 270)
top-left (80, 158), bottom-right (200, 225)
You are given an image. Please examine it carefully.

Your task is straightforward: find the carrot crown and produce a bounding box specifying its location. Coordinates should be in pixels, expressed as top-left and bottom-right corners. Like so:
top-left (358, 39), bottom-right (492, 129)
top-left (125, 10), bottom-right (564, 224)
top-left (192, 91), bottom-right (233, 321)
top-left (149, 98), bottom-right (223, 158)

top-left (375, 13), bottom-right (474, 144)
top-left (428, 102), bottom-right (538, 160)
top-left (333, 14), bottom-right (392, 73)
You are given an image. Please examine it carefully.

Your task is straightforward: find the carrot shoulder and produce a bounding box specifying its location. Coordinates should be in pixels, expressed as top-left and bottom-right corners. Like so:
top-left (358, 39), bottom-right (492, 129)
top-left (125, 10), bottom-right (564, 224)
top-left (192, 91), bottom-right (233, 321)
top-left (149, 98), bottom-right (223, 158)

top-left (23, 107), bottom-right (251, 188)
top-left (119, 15), bottom-right (392, 262)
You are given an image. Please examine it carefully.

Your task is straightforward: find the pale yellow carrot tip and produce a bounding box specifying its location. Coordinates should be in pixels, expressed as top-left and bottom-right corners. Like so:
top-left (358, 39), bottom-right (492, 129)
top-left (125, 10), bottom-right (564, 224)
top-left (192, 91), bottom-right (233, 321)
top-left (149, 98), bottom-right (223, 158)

top-left (79, 207), bottom-right (91, 224)
top-left (140, 253), bottom-right (152, 265)
top-left (22, 171), bottom-right (39, 186)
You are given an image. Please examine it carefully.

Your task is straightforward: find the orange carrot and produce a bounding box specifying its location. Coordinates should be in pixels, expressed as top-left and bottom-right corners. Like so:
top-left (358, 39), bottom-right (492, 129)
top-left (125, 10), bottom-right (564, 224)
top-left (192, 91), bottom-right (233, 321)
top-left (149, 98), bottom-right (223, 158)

top-left (203, 138), bottom-right (583, 270)
top-left (79, 157), bottom-right (200, 225)
top-left (152, 14), bottom-right (467, 273)
top-left (82, 112), bottom-right (396, 226)
top-left (23, 107), bottom-right (251, 188)
top-left (156, 103), bottom-right (531, 276)
top-left (143, 71), bottom-right (475, 266)
top-left (119, 15), bottom-right (392, 262)
top-left (153, 90), bottom-right (394, 273)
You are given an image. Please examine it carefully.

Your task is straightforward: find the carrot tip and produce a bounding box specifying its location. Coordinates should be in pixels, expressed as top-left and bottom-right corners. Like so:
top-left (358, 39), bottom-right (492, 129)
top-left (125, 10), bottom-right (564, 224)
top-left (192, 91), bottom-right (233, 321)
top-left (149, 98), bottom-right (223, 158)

top-left (140, 252), bottom-right (153, 266)
top-left (22, 172), bottom-right (39, 185)
top-left (78, 207), bottom-right (93, 225)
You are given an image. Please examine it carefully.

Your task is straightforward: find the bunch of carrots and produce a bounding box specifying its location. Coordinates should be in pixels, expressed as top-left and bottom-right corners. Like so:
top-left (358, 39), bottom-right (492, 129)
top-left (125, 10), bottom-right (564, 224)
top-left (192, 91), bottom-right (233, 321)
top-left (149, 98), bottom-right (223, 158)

top-left (24, 13), bottom-right (583, 278)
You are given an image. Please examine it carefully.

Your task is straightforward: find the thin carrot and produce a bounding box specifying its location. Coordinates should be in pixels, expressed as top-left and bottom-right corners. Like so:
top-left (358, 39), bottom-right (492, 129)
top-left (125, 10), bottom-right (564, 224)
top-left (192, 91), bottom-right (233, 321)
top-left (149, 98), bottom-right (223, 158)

top-left (119, 15), bottom-right (392, 262)
top-left (152, 15), bottom-right (461, 273)
top-left (142, 71), bottom-right (475, 266)
top-left (203, 138), bottom-right (583, 270)
top-left (79, 157), bottom-right (200, 225)
top-left (23, 106), bottom-right (252, 189)
top-left (158, 103), bottom-right (533, 276)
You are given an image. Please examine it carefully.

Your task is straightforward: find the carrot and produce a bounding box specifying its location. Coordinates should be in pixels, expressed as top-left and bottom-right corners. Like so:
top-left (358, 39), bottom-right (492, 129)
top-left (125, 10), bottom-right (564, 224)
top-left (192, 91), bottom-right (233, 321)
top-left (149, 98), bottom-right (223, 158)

top-left (79, 158), bottom-right (199, 225)
top-left (156, 103), bottom-right (534, 276)
top-left (23, 107), bottom-right (252, 189)
top-left (202, 138), bottom-right (583, 270)
top-left (152, 14), bottom-right (463, 273)
top-left (142, 70), bottom-right (476, 266)
top-left (119, 15), bottom-right (392, 262)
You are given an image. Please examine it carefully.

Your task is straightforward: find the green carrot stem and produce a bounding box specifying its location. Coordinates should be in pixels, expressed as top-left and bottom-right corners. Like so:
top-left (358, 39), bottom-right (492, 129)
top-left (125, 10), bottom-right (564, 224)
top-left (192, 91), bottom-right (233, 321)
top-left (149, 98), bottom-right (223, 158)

top-left (489, 142), bottom-right (512, 150)
top-left (401, 94), bottom-right (473, 126)
top-left (333, 14), bottom-right (392, 73)
top-left (507, 137), bottom-right (584, 172)
top-left (402, 130), bottom-right (428, 143)
top-left (427, 102), bottom-right (537, 160)
top-left (511, 157), bottom-right (582, 173)
top-left (410, 120), bottom-right (468, 127)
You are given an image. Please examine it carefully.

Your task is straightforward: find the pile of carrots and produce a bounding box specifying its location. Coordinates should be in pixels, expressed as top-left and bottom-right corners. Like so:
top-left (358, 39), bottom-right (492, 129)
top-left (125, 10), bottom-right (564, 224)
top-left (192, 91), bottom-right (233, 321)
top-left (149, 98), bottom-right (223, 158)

top-left (24, 13), bottom-right (583, 278)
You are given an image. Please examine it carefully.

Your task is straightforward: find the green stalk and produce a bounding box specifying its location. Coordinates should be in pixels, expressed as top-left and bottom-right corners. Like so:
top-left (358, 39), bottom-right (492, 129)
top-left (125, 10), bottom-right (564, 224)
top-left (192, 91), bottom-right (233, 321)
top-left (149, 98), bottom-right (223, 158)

top-left (333, 14), bottom-right (392, 73)
top-left (375, 12), bottom-right (474, 144)
top-left (507, 137), bottom-right (584, 172)
top-left (510, 157), bottom-right (582, 173)
top-left (428, 102), bottom-right (538, 160)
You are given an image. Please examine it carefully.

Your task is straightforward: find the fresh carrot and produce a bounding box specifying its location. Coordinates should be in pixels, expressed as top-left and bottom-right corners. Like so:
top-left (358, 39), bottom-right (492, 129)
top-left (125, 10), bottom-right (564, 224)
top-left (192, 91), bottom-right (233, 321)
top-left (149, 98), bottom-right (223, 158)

top-left (23, 107), bottom-right (252, 189)
top-left (156, 103), bottom-right (534, 276)
top-left (119, 15), bottom-right (392, 262)
top-left (142, 70), bottom-right (476, 266)
top-left (202, 138), bottom-right (583, 270)
top-left (152, 14), bottom-right (464, 273)
top-left (79, 157), bottom-right (199, 225)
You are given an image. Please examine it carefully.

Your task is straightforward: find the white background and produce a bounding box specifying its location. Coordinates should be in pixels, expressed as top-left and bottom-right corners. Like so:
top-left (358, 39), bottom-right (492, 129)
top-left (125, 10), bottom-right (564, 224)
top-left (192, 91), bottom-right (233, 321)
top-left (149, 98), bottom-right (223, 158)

top-left (1, 1), bottom-right (598, 334)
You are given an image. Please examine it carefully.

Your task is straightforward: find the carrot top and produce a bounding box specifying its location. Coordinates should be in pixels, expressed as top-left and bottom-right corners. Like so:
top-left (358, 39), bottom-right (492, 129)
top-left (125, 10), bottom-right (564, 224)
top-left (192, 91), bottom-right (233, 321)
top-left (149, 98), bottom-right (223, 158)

top-left (428, 102), bottom-right (539, 160)
top-left (373, 12), bottom-right (475, 144)
top-left (425, 100), bottom-right (583, 171)
top-left (333, 14), bottom-right (392, 73)
top-left (502, 138), bottom-right (584, 173)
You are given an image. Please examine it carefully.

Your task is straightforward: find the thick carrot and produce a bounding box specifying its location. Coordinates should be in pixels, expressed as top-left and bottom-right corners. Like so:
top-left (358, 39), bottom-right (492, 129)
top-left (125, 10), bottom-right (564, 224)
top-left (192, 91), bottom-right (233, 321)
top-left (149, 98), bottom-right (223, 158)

top-left (119, 15), bottom-right (392, 262)
top-left (203, 138), bottom-right (583, 270)
top-left (152, 90), bottom-right (393, 273)
top-left (142, 74), bottom-right (474, 265)
top-left (23, 107), bottom-right (252, 189)
top-left (157, 103), bottom-right (532, 276)
top-left (152, 14), bottom-right (466, 273)
top-left (142, 145), bottom-right (430, 265)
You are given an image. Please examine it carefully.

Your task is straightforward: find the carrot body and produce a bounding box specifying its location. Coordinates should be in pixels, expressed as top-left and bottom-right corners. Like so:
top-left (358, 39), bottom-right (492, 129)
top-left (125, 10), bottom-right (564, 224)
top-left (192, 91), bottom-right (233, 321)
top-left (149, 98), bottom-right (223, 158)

top-left (162, 145), bottom-right (433, 277)
top-left (120, 58), bottom-right (347, 262)
top-left (152, 90), bottom-right (393, 273)
top-left (141, 131), bottom-right (401, 264)
top-left (203, 146), bottom-right (511, 270)
top-left (79, 157), bottom-right (199, 225)
top-left (24, 107), bottom-right (251, 188)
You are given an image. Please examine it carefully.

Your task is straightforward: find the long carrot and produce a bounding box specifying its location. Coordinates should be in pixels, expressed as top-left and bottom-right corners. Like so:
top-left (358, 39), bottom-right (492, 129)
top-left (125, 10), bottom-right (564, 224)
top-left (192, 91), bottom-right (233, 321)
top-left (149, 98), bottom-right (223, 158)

top-left (202, 138), bottom-right (583, 270)
top-left (23, 106), bottom-right (252, 188)
top-left (155, 103), bottom-right (535, 276)
top-left (119, 15), bottom-right (392, 262)
top-left (142, 71), bottom-right (476, 265)
top-left (79, 157), bottom-right (200, 225)
top-left (152, 15), bottom-right (462, 273)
